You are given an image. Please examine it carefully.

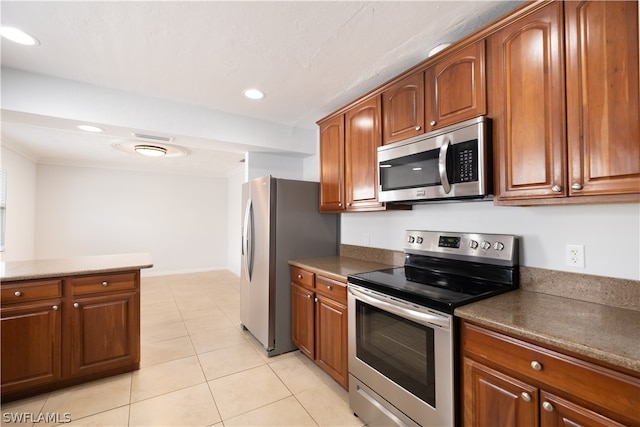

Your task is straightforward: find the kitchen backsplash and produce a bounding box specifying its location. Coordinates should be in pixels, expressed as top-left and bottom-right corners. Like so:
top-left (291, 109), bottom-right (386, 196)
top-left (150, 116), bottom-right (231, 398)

top-left (341, 245), bottom-right (639, 312)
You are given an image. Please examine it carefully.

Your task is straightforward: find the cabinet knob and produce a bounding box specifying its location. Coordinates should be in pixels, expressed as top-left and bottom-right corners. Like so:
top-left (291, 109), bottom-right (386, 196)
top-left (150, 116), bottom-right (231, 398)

top-left (14, 291), bottom-right (22, 297)
top-left (338, 203), bottom-right (342, 207)
top-left (74, 302), bottom-right (80, 308)
top-left (102, 281), bottom-right (109, 287)
top-left (542, 401), bottom-right (554, 412)
top-left (314, 297), bottom-right (318, 303)
top-left (571, 183), bottom-right (583, 191)
top-left (52, 305), bottom-right (59, 311)
top-left (297, 274), bottom-right (303, 279)
top-left (306, 294), bottom-right (311, 299)
top-left (326, 285), bottom-right (332, 290)
top-left (530, 360), bottom-right (543, 371)
top-left (551, 185), bottom-right (562, 193)
top-left (430, 120), bottom-right (437, 126)
top-left (415, 126), bottom-right (421, 131)
top-left (521, 392), bottom-right (532, 402)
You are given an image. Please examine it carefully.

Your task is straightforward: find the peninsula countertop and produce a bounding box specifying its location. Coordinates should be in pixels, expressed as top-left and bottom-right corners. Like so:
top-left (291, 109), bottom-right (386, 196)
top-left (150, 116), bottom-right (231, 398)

top-left (455, 289), bottom-right (640, 375)
top-left (1, 253), bottom-right (153, 282)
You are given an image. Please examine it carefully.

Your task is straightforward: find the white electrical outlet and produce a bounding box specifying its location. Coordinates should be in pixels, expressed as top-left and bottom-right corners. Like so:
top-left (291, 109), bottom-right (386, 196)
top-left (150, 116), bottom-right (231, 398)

top-left (566, 244), bottom-right (585, 268)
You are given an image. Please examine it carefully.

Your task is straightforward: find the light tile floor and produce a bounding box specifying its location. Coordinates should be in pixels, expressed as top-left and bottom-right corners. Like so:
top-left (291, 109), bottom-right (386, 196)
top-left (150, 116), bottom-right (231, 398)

top-left (1, 271), bottom-right (365, 427)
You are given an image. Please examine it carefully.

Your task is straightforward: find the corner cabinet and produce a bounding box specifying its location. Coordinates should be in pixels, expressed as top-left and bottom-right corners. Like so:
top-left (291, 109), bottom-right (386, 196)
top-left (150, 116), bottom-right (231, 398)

top-left (492, 1), bottom-right (640, 205)
top-left (461, 321), bottom-right (640, 427)
top-left (319, 96), bottom-right (385, 212)
top-left (290, 266), bottom-right (348, 389)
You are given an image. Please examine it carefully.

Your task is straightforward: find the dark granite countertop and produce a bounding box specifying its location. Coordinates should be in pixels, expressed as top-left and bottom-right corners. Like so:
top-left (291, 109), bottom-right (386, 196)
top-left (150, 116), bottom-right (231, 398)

top-left (455, 290), bottom-right (640, 375)
top-left (1, 253), bottom-right (153, 282)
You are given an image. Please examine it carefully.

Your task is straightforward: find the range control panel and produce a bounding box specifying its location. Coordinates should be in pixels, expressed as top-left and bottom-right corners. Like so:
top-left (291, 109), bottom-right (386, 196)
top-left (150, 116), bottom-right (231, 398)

top-left (404, 230), bottom-right (519, 266)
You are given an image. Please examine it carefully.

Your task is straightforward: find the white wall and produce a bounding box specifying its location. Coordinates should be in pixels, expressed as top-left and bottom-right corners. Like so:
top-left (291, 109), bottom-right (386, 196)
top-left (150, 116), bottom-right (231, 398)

top-left (227, 164), bottom-right (245, 276)
top-left (0, 146), bottom-right (37, 261)
top-left (341, 201), bottom-right (640, 280)
top-left (34, 164), bottom-right (228, 275)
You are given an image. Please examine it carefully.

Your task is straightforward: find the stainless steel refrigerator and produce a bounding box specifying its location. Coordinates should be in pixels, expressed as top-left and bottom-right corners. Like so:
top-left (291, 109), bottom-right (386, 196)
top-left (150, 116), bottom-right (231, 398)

top-left (240, 175), bottom-right (339, 356)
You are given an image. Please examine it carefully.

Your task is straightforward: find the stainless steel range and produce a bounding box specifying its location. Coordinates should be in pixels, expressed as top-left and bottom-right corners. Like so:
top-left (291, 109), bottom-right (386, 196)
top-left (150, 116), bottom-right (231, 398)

top-left (347, 230), bottom-right (519, 427)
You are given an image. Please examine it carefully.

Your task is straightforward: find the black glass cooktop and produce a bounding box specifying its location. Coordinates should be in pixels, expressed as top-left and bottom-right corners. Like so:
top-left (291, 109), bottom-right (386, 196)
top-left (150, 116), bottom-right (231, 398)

top-left (348, 266), bottom-right (518, 314)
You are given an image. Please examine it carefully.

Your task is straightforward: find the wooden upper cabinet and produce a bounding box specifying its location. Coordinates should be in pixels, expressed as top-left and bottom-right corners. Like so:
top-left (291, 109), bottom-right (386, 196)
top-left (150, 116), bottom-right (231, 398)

top-left (565, 0), bottom-right (640, 197)
top-left (382, 71), bottom-right (425, 144)
top-left (345, 96), bottom-right (384, 211)
top-left (426, 40), bottom-right (487, 131)
top-left (491, 2), bottom-right (567, 201)
top-left (318, 115), bottom-right (345, 212)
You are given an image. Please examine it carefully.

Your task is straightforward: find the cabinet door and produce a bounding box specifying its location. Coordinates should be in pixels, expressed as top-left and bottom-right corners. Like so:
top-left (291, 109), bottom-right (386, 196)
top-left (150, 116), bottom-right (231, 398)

top-left (69, 291), bottom-right (139, 377)
top-left (491, 2), bottom-right (567, 201)
top-left (426, 40), bottom-right (487, 131)
top-left (463, 357), bottom-right (538, 427)
top-left (345, 96), bottom-right (384, 211)
top-left (540, 391), bottom-right (626, 427)
top-left (382, 72), bottom-right (425, 144)
top-left (315, 294), bottom-right (348, 389)
top-left (1, 300), bottom-right (62, 394)
top-left (319, 115), bottom-right (346, 212)
top-left (291, 283), bottom-right (315, 359)
top-left (565, 1), bottom-right (640, 197)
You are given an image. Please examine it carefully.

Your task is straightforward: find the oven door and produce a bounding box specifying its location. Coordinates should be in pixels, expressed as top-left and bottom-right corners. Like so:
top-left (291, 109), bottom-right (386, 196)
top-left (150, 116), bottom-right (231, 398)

top-left (347, 284), bottom-right (454, 427)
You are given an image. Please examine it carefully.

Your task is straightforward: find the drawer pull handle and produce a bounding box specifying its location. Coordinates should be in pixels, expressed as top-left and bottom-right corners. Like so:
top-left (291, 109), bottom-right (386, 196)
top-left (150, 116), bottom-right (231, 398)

top-left (327, 285), bottom-right (332, 290)
top-left (74, 302), bottom-right (80, 308)
top-left (306, 294), bottom-right (311, 299)
top-left (542, 401), bottom-right (554, 412)
top-left (102, 281), bottom-right (109, 287)
top-left (531, 360), bottom-right (543, 371)
top-left (297, 275), bottom-right (303, 279)
top-left (551, 185), bottom-right (562, 193)
top-left (521, 392), bottom-right (531, 402)
top-left (52, 305), bottom-right (59, 311)
top-left (415, 126), bottom-right (421, 131)
top-left (430, 120), bottom-right (437, 126)
top-left (14, 291), bottom-right (22, 297)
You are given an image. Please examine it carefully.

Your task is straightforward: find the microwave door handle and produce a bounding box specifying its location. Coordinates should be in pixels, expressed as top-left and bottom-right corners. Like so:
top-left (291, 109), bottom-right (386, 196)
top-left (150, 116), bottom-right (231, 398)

top-left (438, 137), bottom-right (451, 194)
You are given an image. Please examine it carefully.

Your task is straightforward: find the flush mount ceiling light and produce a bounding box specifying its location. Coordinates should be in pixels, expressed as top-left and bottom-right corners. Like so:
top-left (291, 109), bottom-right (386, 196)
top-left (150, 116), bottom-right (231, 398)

top-left (111, 140), bottom-right (189, 158)
top-left (0, 26), bottom-right (40, 46)
top-left (77, 124), bottom-right (103, 133)
top-left (134, 145), bottom-right (167, 157)
top-left (244, 88), bottom-right (265, 100)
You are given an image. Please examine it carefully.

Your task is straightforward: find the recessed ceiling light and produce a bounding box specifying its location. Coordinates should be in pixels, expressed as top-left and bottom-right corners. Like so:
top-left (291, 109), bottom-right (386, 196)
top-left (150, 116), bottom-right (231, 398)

top-left (77, 124), bottom-right (103, 133)
top-left (0, 26), bottom-right (40, 46)
top-left (244, 89), bottom-right (265, 100)
top-left (134, 145), bottom-right (167, 157)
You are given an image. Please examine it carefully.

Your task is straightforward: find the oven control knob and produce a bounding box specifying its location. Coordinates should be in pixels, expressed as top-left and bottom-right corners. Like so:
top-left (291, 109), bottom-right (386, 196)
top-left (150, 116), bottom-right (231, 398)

top-left (494, 242), bottom-right (505, 251)
top-left (481, 241), bottom-right (491, 250)
top-left (408, 236), bottom-right (415, 243)
top-left (469, 240), bottom-right (479, 249)
top-left (416, 236), bottom-right (423, 244)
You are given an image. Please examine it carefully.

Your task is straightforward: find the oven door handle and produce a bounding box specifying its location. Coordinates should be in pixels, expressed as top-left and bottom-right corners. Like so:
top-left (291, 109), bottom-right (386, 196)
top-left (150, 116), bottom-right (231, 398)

top-left (438, 137), bottom-right (451, 194)
top-left (348, 286), bottom-right (450, 330)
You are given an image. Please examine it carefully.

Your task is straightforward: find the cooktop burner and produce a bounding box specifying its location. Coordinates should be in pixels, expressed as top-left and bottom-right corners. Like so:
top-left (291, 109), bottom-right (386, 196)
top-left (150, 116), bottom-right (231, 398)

top-left (347, 230), bottom-right (520, 314)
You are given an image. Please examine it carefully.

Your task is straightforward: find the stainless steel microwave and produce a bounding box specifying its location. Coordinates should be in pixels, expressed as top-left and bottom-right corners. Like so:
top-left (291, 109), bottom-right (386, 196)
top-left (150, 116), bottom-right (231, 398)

top-left (377, 116), bottom-right (491, 203)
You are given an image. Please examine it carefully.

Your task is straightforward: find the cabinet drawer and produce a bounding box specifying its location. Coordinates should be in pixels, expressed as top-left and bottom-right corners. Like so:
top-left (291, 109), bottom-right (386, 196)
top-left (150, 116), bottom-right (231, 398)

top-left (1, 280), bottom-right (62, 305)
top-left (462, 321), bottom-right (640, 422)
top-left (315, 275), bottom-right (347, 303)
top-left (71, 272), bottom-right (137, 295)
top-left (291, 267), bottom-right (314, 290)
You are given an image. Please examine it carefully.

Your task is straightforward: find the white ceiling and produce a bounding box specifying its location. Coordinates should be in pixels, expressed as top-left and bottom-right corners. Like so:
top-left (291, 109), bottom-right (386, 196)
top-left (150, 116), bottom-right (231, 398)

top-left (1, 1), bottom-right (523, 177)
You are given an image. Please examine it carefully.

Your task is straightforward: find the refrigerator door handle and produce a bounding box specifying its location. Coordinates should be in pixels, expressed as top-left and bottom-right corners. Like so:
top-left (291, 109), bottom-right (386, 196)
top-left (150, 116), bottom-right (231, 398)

top-left (242, 198), bottom-right (254, 281)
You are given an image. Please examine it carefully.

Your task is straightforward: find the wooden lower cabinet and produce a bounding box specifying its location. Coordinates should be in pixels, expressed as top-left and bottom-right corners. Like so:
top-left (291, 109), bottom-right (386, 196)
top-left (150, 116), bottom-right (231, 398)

top-left (290, 266), bottom-right (348, 389)
top-left (461, 321), bottom-right (640, 427)
top-left (69, 291), bottom-right (139, 378)
top-left (1, 299), bottom-right (62, 395)
top-left (1, 271), bottom-right (141, 401)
